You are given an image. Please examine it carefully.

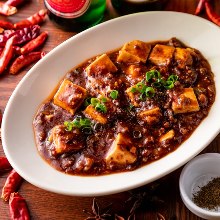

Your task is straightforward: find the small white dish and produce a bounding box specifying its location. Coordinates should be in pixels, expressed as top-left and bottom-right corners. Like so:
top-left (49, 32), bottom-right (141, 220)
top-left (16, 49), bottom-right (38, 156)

top-left (179, 153), bottom-right (220, 220)
top-left (2, 11), bottom-right (220, 196)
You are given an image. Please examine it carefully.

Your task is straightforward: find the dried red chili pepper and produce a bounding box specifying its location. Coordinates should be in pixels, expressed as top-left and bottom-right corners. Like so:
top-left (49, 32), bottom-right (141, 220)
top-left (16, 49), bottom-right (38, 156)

top-left (195, 0), bottom-right (207, 15)
top-left (0, 157), bottom-right (12, 172)
top-left (205, 1), bottom-right (220, 26)
top-left (1, 169), bottom-right (23, 202)
top-left (0, 25), bottom-right (40, 47)
top-left (9, 192), bottom-right (30, 220)
top-left (0, 36), bottom-right (15, 74)
top-left (14, 9), bottom-right (48, 29)
top-left (9, 51), bottom-right (45, 74)
top-left (0, 2), bottom-right (17, 16)
top-left (0, 20), bottom-right (14, 29)
top-left (21, 31), bottom-right (48, 54)
top-left (5, 0), bottom-right (25, 7)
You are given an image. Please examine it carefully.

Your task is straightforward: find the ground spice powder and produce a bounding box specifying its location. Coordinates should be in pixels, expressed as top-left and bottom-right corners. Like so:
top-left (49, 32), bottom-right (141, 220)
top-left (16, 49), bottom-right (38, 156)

top-left (192, 177), bottom-right (220, 211)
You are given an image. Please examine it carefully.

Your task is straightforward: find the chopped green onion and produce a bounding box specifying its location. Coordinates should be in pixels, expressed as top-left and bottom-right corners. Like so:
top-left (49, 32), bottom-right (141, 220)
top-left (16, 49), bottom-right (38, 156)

top-left (64, 117), bottom-right (92, 131)
top-left (72, 118), bottom-right (81, 128)
top-left (140, 92), bottom-right (146, 101)
top-left (95, 103), bottom-right (107, 113)
top-left (163, 81), bottom-right (174, 89)
top-left (101, 97), bottom-right (108, 103)
top-left (163, 75), bottom-right (178, 89)
top-left (146, 70), bottom-right (178, 90)
top-left (90, 97), bottom-right (108, 113)
top-left (145, 87), bottom-right (155, 98)
top-left (91, 98), bottom-right (100, 106)
top-left (146, 70), bottom-right (161, 81)
top-left (64, 121), bottom-right (73, 131)
top-left (79, 118), bottom-right (91, 127)
top-left (109, 90), bottom-right (119, 99)
top-left (130, 81), bottom-right (155, 101)
top-left (168, 74), bottom-right (178, 82)
top-left (136, 82), bottom-right (147, 93)
top-left (130, 87), bottom-right (137, 93)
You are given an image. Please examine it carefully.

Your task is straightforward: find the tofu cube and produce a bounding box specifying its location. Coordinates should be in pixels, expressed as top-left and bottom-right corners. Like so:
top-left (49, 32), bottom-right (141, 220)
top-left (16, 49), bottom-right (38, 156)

top-left (159, 130), bottom-right (175, 143)
top-left (49, 125), bottom-right (83, 155)
top-left (117, 40), bottom-right (151, 64)
top-left (54, 79), bottom-right (87, 114)
top-left (138, 107), bottom-right (161, 124)
top-left (149, 44), bottom-right (175, 66)
top-left (86, 54), bottom-right (118, 76)
top-left (83, 105), bottom-right (107, 124)
top-left (172, 88), bottom-right (200, 114)
top-left (105, 133), bottom-right (137, 166)
top-left (125, 85), bottom-right (140, 107)
top-left (125, 65), bottom-right (143, 78)
top-left (174, 48), bottom-right (193, 69)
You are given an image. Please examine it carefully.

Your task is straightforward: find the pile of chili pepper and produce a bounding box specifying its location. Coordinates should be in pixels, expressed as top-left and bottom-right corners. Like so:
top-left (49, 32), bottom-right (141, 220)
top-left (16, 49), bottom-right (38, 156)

top-left (0, 159), bottom-right (30, 219)
top-left (195, 0), bottom-right (220, 26)
top-left (0, 7), bottom-right (48, 75)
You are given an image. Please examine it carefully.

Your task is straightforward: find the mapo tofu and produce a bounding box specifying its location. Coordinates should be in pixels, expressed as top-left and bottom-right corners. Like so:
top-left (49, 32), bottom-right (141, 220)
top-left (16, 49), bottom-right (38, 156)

top-left (33, 38), bottom-right (215, 176)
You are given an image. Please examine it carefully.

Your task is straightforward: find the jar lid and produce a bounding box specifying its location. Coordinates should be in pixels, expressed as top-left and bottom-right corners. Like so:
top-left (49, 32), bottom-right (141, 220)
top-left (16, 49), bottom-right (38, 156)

top-left (45, 0), bottom-right (91, 18)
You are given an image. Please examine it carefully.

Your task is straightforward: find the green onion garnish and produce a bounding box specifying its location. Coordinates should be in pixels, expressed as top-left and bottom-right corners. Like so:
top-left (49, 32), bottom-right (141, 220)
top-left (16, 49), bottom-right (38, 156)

top-left (145, 86), bottom-right (155, 97)
top-left (146, 70), bottom-right (178, 90)
top-left (136, 82), bottom-right (147, 93)
top-left (101, 97), bottom-right (108, 103)
top-left (91, 98), bottom-right (100, 106)
top-left (64, 121), bottom-right (73, 131)
top-left (89, 97), bottom-right (108, 113)
top-left (109, 90), bottom-right (119, 99)
top-left (146, 70), bottom-right (161, 82)
top-left (130, 87), bottom-right (137, 93)
top-left (64, 117), bottom-right (91, 131)
top-left (95, 103), bottom-right (107, 113)
top-left (130, 82), bottom-right (155, 100)
top-left (167, 74), bottom-right (178, 82)
top-left (130, 70), bottom-right (177, 101)
top-left (163, 81), bottom-right (173, 89)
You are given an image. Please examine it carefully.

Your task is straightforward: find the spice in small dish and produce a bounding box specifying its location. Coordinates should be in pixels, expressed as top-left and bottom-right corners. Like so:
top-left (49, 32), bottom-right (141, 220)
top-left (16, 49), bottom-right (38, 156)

top-left (192, 177), bottom-right (220, 211)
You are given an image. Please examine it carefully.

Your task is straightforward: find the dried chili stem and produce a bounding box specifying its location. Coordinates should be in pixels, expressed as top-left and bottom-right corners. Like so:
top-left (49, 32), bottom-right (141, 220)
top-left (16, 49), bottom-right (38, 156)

top-left (0, 2), bottom-right (17, 16)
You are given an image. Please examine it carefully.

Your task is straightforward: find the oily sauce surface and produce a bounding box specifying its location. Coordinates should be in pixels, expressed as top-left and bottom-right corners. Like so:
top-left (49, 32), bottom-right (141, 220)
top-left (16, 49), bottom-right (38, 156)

top-left (33, 38), bottom-right (215, 176)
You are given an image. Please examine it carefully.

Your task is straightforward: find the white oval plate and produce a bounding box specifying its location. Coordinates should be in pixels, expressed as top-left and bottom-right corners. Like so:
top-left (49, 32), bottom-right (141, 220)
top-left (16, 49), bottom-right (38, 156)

top-left (2, 11), bottom-right (220, 196)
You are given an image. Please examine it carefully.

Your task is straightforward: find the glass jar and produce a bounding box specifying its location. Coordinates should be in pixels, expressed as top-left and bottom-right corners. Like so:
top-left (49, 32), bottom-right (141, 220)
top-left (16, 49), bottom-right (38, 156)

top-left (111, 0), bottom-right (168, 15)
top-left (44, 0), bottom-right (106, 32)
